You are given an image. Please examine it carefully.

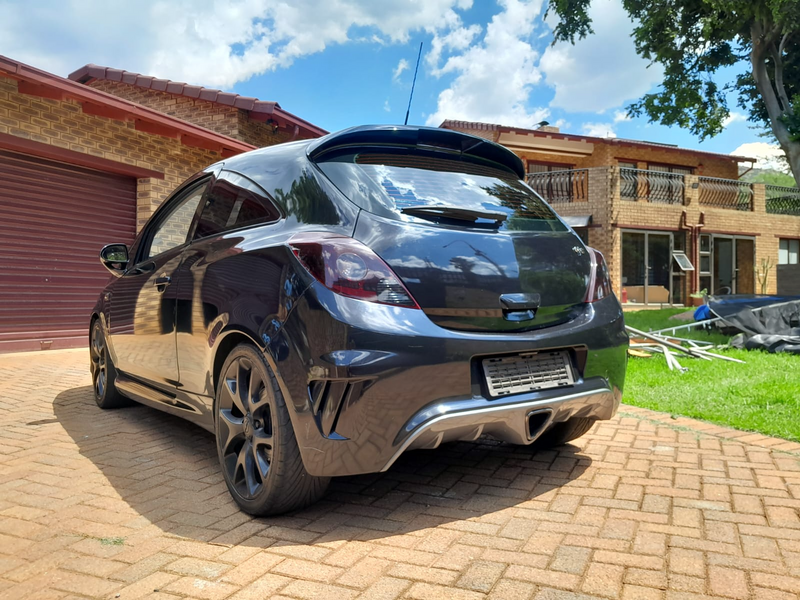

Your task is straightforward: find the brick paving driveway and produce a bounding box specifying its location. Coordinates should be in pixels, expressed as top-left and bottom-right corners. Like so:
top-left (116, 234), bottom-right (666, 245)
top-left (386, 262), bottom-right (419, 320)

top-left (2, 350), bottom-right (800, 600)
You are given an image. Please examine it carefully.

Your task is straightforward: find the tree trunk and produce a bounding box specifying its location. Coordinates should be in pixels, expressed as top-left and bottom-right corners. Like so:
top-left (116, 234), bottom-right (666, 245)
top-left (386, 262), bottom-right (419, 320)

top-left (751, 23), bottom-right (800, 182)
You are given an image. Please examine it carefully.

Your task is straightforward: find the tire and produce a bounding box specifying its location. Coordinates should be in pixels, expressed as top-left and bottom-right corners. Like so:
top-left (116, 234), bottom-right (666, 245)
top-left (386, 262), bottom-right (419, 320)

top-left (89, 320), bottom-right (131, 409)
top-left (215, 344), bottom-right (330, 516)
top-left (533, 417), bottom-right (597, 448)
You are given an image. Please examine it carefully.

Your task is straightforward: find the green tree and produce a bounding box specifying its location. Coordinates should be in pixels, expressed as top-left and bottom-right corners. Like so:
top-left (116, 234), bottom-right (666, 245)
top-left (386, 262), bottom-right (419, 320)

top-left (546, 0), bottom-right (800, 182)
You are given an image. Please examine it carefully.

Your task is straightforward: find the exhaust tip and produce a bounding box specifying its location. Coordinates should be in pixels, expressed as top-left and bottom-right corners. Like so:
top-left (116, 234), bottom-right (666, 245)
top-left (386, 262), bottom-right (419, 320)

top-left (527, 409), bottom-right (553, 441)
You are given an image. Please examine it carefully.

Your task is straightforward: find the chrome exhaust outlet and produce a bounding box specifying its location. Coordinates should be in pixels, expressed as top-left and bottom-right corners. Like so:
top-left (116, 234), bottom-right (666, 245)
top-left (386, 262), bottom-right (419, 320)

top-left (527, 408), bottom-right (554, 442)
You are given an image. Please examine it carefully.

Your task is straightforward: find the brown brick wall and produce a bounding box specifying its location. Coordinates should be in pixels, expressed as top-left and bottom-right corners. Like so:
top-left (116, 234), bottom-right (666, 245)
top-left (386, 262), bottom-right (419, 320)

top-left (88, 80), bottom-right (290, 148)
top-left (237, 110), bottom-right (291, 147)
top-left (0, 78), bottom-right (221, 230)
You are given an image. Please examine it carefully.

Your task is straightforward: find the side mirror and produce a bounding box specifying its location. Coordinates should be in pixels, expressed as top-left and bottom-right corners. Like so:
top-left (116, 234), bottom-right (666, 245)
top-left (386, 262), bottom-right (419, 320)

top-left (100, 243), bottom-right (129, 276)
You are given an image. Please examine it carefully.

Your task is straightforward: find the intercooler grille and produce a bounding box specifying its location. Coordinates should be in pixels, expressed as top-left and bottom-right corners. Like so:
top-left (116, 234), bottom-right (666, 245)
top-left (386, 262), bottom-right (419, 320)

top-left (482, 350), bottom-right (574, 397)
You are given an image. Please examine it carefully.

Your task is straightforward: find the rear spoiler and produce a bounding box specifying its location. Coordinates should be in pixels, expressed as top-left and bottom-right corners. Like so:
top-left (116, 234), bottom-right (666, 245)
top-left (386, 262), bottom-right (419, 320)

top-left (306, 125), bottom-right (526, 179)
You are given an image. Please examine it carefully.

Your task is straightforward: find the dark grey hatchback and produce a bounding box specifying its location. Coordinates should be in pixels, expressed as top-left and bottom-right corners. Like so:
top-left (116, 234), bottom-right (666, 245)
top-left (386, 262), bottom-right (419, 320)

top-left (90, 125), bottom-right (628, 516)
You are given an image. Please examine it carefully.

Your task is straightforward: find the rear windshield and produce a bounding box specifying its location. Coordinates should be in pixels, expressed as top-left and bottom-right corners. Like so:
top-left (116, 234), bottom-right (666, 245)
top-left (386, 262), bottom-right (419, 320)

top-left (316, 151), bottom-right (566, 232)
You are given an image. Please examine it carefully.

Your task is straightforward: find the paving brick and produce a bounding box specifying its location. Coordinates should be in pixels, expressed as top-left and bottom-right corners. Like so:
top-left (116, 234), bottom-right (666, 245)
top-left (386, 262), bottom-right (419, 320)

top-left (357, 576), bottom-right (412, 600)
top-left (228, 574), bottom-right (292, 600)
top-left (456, 560), bottom-right (506, 592)
top-left (407, 581), bottom-right (486, 600)
top-left (549, 545), bottom-right (592, 574)
top-left (707, 565), bottom-right (749, 599)
top-left (668, 548), bottom-right (705, 577)
top-left (279, 579), bottom-right (359, 600)
top-left (581, 562), bottom-right (624, 598)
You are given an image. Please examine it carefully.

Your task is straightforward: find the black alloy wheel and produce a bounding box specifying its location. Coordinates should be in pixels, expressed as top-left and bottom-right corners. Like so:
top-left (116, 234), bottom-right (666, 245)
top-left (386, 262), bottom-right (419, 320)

top-left (89, 321), bottom-right (130, 409)
top-left (215, 344), bottom-right (329, 516)
top-left (217, 356), bottom-right (274, 499)
top-left (90, 324), bottom-right (107, 399)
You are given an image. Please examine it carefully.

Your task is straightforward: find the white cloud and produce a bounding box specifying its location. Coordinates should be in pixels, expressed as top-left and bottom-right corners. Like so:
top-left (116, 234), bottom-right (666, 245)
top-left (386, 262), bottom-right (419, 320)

top-left (425, 0), bottom-right (550, 128)
top-left (383, 98), bottom-right (391, 112)
top-left (393, 58), bottom-right (410, 82)
top-left (539, 0), bottom-right (663, 113)
top-left (722, 112), bottom-right (747, 128)
top-left (0, 0), bottom-right (474, 88)
top-left (582, 122), bottom-right (616, 137)
top-left (613, 110), bottom-right (632, 123)
top-left (731, 142), bottom-right (789, 172)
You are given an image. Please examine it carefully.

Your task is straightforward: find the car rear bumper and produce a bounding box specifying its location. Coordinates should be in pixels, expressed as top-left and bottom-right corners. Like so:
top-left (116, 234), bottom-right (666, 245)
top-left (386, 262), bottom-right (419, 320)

top-left (270, 283), bottom-right (628, 477)
top-left (382, 378), bottom-right (618, 471)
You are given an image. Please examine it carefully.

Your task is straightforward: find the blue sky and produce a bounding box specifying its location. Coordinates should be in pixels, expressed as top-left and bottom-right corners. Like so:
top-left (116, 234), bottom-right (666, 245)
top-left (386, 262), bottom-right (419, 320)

top-left (0, 0), bottom-right (782, 165)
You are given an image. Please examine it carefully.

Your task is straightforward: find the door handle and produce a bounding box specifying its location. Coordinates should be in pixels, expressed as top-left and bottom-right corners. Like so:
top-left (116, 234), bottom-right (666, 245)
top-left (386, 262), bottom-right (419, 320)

top-left (154, 275), bottom-right (171, 291)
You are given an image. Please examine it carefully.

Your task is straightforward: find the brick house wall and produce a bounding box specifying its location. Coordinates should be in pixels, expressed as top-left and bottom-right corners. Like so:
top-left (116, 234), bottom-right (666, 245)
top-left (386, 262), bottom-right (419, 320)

top-left (516, 144), bottom-right (738, 179)
top-left (0, 78), bottom-right (221, 231)
top-left (87, 80), bottom-right (289, 147)
top-left (551, 167), bottom-right (800, 298)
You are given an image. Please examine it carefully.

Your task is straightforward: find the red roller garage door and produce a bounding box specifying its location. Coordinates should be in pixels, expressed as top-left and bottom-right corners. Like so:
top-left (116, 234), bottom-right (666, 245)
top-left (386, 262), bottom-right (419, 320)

top-left (0, 149), bottom-right (137, 352)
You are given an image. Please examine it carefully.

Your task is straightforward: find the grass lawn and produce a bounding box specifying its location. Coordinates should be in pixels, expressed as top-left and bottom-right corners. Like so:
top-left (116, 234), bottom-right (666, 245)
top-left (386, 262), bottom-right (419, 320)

top-left (622, 308), bottom-right (800, 441)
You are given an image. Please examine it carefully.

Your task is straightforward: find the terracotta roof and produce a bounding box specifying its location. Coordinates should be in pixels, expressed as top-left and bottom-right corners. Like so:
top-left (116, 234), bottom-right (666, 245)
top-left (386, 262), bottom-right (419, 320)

top-left (0, 54), bottom-right (255, 158)
top-left (440, 119), bottom-right (757, 164)
top-left (69, 64), bottom-right (327, 139)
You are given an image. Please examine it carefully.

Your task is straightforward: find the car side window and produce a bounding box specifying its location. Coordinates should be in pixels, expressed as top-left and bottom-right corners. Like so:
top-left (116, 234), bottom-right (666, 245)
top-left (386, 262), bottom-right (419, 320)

top-left (192, 171), bottom-right (280, 241)
top-left (147, 183), bottom-right (207, 259)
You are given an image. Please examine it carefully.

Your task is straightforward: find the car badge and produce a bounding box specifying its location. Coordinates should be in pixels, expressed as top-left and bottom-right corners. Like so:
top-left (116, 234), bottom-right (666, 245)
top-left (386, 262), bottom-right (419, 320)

top-left (572, 246), bottom-right (586, 255)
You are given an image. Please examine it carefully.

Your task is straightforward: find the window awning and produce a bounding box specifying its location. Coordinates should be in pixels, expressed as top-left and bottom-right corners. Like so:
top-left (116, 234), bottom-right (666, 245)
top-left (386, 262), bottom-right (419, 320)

top-left (562, 215), bottom-right (592, 228)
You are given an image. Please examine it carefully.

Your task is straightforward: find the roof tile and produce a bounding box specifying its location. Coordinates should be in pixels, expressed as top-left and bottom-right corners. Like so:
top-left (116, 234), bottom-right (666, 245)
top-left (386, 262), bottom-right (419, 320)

top-left (67, 62), bottom-right (328, 137)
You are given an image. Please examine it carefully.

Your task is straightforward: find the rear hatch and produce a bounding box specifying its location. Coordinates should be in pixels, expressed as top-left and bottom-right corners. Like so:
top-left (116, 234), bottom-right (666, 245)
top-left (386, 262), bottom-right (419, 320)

top-left (313, 135), bottom-right (592, 333)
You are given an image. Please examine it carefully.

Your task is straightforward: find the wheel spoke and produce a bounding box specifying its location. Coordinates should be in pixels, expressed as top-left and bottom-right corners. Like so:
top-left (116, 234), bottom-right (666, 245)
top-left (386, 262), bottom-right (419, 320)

top-left (222, 362), bottom-right (248, 416)
top-left (236, 360), bottom-right (251, 412)
top-left (96, 369), bottom-right (105, 396)
top-left (252, 430), bottom-right (272, 478)
top-left (248, 367), bottom-right (264, 407)
top-left (234, 439), bottom-right (260, 497)
top-left (218, 410), bottom-right (245, 453)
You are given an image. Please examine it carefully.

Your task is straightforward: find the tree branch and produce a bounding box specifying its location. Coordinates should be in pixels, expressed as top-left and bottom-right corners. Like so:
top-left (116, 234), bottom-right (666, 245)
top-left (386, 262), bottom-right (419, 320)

top-left (770, 42), bottom-right (791, 114)
top-left (751, 22), bottom-right (793, 149)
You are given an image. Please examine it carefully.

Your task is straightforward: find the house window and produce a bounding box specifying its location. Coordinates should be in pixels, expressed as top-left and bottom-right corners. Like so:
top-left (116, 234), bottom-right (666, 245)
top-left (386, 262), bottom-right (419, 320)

top-left (527, 161), bottom-right (573, 173)
top-left (648, 164), bottom-right (694, 174)
top-left (699, 234), bottom-right (712, 294)
top-left (780, 239), bottom-right (800, 264)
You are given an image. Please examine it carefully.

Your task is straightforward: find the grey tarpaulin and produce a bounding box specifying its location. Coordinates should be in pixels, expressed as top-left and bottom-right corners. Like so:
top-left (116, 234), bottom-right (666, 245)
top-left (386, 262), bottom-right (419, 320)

top-left (707, 295), bottom-right (800, 354)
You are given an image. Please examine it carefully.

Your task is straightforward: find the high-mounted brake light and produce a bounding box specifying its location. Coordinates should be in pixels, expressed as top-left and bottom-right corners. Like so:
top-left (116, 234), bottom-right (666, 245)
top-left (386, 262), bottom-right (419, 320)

top-left (289, 233), bottom-right (420, 309)
top-left (585, 248), bottom-right (613, 303)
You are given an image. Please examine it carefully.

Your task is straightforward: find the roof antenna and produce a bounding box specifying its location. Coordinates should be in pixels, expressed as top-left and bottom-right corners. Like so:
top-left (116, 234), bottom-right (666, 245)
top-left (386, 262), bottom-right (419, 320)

top-left (404, 41), bottom-right (423, 126)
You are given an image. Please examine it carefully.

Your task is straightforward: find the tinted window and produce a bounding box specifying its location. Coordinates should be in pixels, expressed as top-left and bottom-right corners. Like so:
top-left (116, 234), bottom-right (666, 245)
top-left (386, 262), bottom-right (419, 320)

top-left (317, 151), bottom-right (566, 232)
top-left (193, 171), bottom-right (279, 240)
top-left (147, 183), bottom-right (206, 259)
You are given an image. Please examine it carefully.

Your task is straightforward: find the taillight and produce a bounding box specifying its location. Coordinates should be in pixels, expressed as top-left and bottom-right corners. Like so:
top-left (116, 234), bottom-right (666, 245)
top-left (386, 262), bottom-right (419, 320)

top-left (289, 233), bottom-right (420, 309)
top-left (585, 248), bottom-right (613, 303)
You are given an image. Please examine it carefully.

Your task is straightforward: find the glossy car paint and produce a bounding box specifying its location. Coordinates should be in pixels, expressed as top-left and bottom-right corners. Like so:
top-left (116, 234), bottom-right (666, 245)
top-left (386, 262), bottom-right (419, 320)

top-left (91, 125), bottom-right (628, 478)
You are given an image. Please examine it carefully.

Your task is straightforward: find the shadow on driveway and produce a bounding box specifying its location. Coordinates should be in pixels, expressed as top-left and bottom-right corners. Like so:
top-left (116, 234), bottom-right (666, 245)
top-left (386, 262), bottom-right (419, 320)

top-left (53, 385), bottom-right (592, 547)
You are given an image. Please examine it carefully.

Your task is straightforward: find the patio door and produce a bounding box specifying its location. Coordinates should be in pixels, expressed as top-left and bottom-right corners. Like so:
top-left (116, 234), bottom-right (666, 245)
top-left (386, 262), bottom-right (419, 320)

top-left (622, 231), bottom-right (673, 304)
top-left (712, 236), bottom-right (755, 294)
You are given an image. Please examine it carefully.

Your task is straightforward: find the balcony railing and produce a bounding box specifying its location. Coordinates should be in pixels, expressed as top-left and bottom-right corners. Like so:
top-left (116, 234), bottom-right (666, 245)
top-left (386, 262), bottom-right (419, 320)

top-left (698, 177), bottom-right (753, 211)
top-left (619, 168), bottom-right (685, 204)
top-left (526, 169), bottom-right (588, 203)
top-left (765, 184), bottom-right (800, 216)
